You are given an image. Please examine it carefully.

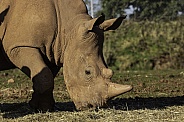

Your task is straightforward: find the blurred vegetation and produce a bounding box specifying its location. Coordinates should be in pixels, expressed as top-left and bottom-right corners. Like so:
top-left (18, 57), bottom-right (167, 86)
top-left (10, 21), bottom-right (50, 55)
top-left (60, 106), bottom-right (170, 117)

top-left (101, 0), bottom-right (184, 21)
top-left (103, 18), bottom-right (184, 70)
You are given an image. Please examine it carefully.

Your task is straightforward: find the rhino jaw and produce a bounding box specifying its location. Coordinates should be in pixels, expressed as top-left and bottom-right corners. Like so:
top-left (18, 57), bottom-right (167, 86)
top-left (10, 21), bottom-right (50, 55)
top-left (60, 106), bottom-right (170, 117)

top-left (107, 82), bottom-right (133, 99)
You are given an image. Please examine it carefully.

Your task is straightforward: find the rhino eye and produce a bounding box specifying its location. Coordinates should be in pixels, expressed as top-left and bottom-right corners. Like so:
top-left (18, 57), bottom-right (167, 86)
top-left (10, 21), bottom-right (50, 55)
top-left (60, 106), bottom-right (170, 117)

top-left (84, 66), bottom-right (95, 81)
top-left (85, 70), bottom-right (91, 75)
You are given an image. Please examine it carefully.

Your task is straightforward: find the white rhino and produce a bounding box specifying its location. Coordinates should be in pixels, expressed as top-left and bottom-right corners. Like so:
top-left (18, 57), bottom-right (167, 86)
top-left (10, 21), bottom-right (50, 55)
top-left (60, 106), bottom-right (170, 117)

top-left (0, 0), bottom-right (132, 111)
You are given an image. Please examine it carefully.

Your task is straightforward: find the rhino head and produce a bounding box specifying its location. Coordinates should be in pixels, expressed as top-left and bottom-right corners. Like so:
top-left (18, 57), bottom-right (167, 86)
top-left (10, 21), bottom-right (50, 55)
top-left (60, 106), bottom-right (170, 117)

top-left (63, 14), bottom-right (132, 110)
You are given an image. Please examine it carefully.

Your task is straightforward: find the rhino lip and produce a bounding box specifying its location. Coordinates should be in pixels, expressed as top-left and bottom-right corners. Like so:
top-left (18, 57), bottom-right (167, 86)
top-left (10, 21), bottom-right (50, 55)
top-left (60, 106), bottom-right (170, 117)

top-left (75, 98), bottom-right (107, 111)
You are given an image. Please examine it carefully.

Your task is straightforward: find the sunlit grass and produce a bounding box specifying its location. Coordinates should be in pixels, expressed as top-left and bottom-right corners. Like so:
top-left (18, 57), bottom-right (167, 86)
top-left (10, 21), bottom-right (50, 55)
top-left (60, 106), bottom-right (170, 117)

top-left (0, 69), bottom-right (183, 121)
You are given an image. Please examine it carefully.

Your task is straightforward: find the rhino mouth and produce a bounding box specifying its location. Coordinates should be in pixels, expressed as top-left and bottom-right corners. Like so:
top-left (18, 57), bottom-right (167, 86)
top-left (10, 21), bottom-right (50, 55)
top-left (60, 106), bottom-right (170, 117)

top-left (74, 97), bottom-right (106, 111)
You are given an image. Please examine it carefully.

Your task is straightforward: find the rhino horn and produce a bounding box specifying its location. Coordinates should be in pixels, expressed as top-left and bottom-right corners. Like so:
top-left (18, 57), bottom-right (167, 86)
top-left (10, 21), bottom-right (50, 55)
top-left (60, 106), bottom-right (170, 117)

top-left (107, 82), bottom-right (132, 99)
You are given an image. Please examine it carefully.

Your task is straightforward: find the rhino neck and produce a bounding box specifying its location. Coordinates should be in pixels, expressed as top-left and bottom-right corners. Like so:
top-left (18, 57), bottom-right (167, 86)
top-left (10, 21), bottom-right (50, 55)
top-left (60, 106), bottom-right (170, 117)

top-left (53, 0), bottom-right (92, 66)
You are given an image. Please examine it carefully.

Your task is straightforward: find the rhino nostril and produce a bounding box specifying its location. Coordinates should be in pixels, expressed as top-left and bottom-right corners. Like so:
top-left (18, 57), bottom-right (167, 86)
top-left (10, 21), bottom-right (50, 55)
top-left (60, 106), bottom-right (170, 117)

top-left (87, 104), bottom-right (93, 108)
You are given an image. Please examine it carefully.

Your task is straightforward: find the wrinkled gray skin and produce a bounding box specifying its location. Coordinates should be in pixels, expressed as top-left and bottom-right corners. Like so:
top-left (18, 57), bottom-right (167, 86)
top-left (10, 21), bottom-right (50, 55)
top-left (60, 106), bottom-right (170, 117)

top-left (0, 0), bottom-right (132, 111)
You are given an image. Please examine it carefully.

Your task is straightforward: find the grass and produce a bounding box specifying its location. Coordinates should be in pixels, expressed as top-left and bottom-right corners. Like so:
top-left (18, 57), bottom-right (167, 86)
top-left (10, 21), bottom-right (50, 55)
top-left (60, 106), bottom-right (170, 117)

top-left (0, 69), bottom-right (184, 121)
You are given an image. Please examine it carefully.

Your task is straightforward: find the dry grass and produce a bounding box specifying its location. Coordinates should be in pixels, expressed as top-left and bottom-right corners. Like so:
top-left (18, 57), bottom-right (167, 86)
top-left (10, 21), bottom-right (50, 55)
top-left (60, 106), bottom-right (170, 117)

top-left (0, 106), bottom-right (183, 122)
top-left (0, 69), bottom-right (184, 121)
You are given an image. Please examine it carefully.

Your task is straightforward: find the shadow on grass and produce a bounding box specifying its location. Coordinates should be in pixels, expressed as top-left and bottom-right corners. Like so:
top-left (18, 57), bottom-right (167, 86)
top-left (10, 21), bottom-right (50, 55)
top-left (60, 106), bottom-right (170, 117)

top-left (0, 102), bottom-right (75, 119)
top-left (1, 96), bottom-right (183, 119)
top-left (108, 95), bottom-right (184, 110)
top-left (0, 102), bottom-right (32, 119)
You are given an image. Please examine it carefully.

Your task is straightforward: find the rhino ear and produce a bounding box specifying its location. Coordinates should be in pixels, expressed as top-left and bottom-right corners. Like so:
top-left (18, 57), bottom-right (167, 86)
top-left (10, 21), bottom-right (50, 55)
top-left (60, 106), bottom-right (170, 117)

top-left (100, 15), bottom-right (127, 31)
top-left (0, 0), bottom-right (10, 14)
top-left (0, 6), bottom-right (10, 26)
top-left (86, 14), bottom-right (105, 30)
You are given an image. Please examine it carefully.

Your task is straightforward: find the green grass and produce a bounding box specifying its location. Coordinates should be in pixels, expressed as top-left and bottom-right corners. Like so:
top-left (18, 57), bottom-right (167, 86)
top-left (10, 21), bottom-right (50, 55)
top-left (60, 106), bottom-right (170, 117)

top-left (0, 69), bottom-right (184, 121)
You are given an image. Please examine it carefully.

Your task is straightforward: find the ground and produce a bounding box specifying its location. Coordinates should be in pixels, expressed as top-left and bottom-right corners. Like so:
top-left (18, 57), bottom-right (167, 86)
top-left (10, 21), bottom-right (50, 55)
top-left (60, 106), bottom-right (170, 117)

top-left (0, 69), bottom-right (184, 121)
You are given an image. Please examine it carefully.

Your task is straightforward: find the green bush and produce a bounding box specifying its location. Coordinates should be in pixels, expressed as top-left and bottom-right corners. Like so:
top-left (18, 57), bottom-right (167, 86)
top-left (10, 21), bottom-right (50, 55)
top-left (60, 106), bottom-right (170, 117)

top-left (104, 19), bottom-right (184, 70)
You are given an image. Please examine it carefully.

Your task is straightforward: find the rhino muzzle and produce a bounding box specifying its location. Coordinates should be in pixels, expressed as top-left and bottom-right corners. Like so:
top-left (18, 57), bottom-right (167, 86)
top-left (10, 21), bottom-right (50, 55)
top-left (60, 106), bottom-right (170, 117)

top-left (71, 82), bottom-right (132, 111)
top-left (66, 69), bottom-right (132, 111)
